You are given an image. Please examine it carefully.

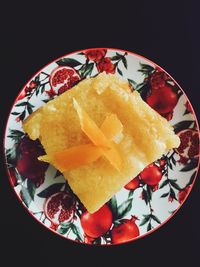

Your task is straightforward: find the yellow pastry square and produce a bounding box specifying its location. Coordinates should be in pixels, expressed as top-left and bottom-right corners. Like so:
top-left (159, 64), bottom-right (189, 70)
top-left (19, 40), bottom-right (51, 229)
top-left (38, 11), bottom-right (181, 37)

top-left (23, 73), bottom-right (180, 213)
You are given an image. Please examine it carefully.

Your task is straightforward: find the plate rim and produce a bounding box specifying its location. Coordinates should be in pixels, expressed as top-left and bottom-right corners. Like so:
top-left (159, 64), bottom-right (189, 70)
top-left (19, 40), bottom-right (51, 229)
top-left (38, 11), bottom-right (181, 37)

top-left (3, 47), bottom-right (200, 246)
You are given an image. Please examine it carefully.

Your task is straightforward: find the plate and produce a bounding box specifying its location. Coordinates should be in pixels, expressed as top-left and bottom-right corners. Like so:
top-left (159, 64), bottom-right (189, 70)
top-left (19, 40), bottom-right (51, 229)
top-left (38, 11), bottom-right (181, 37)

top-left (4, 48), bottom-right (200, 245)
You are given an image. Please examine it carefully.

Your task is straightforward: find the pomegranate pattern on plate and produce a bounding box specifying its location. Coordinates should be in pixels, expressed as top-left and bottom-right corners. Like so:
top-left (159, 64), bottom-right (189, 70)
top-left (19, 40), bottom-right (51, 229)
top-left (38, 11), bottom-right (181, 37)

top-left (4, 48), bottom-right (199, 245)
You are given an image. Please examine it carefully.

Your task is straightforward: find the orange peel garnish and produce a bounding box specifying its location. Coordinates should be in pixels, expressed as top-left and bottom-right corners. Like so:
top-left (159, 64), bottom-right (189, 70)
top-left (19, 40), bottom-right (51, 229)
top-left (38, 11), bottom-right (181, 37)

top-left (40, 99), bottom-right (123, 171)
top-left (39, 144), bottom-right (102, 172)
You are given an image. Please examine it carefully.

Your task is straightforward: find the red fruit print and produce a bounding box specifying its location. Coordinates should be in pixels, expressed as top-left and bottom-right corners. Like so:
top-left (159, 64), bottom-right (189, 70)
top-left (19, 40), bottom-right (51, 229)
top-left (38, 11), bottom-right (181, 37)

top-left (25, 86), bottom-right (31, 93)
top-left (58, 84), bottom-right (71, 95)
top-left (45, 87), bottom-right (57, 98)
top-left (58, 76), bottom-right (80, 95)
top-left (96, 57), bottom-right (115, 74)
top-left (16, 136), bottom-right (48, 187)
top-left (29, 81), bottom-right (37, 89)
top-left (175, 129), bottom-right (199, 161)
top-left (150, 70), bottom-right (169, 90)
top-left (81, 204), bottom-right (112, 238)
top-left (69, 75), bottom-right (80, 86)
top-left (178, 186), bottom-right (191, 204)
top-left (44, 192), bottom-right (75, 224)
top-left (111, 216), bottom-right (139, 244)
top-left (140, 164), bottom-right (162, 186)
top-left (159, 159), bottom-right (166, 169)
top-left (151, 184), bottom-right (158, 192)
top-left (162, 111), bottom-right (173, 121)
top-left (15, 112), bottom-right (26, 122)
top-left (52, 68), bottom-right (69, 87)
top-left (185, 101), bottom-right (193, 113)
top-left (15, 116), bottom-right (21, 122)
top-left (85, 49), bottom-right (107, 62)
top-left (124, 176), bottom-right (140, 190)
top-left (146, 84), bottom-right (178, 114)
top-left (50, 66), bottom-right (80, 91)
top-left (140, 191), bottom-right (145, 200)
top-left (50, 222), bottom-right (59, 231)
top-left (168, 195), bottom-right (174, 202)
top-left (178, 155), bottom-right (190, 165)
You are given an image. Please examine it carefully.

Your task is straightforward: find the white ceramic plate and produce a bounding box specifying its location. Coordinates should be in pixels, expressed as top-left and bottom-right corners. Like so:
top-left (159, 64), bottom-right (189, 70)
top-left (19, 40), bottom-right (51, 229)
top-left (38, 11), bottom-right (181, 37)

top-left (4, 48), bottom-right (200, 245)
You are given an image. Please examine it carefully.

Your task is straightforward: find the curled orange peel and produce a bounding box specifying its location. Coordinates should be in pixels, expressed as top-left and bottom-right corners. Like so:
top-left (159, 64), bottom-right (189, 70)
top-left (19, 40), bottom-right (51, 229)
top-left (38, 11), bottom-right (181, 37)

top-left (40, 98), bottom-right (123, 171)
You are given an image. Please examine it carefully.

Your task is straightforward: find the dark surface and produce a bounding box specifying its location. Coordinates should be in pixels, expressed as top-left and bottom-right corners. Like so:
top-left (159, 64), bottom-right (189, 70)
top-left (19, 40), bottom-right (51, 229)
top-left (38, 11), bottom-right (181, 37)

top-left (1, 1), bottom-right (200, 266)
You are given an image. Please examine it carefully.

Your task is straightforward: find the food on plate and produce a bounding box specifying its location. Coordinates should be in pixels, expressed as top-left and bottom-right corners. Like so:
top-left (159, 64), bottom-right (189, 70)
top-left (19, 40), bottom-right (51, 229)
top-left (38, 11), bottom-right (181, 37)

top-left (23, 72), bottom-right (180, 213)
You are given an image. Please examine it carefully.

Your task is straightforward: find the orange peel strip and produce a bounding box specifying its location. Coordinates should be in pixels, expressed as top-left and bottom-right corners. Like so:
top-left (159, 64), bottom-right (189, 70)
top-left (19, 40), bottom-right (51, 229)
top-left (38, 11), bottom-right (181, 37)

top-left (73, 98), bottom-right (111, 148)
top-left (40, 101), bottom-right (123, 172)
top-left (40, 144), bottom-right (103, 172)
top-left (73, 99), bottom-right (122, 171)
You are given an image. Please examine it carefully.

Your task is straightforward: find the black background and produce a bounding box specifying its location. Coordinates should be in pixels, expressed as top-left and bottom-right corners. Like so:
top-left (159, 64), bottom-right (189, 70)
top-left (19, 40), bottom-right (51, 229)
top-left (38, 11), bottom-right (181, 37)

top-left (1, 1), bottom-right (200, 266)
